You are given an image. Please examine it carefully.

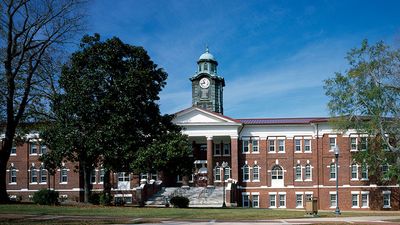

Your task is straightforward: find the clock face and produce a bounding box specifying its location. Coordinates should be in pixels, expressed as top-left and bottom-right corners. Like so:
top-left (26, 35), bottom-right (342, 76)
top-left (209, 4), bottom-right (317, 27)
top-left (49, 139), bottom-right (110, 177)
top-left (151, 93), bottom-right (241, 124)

top-left (199, 77), bottom-right (210, 89)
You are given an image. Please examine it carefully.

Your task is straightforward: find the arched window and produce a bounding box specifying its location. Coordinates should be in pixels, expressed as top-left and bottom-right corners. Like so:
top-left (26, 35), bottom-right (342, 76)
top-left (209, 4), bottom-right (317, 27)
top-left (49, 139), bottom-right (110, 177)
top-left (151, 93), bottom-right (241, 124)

top-left (295, 164), bottom-right (302, 181)
top-left (39, 165), bottom-right (47, 184)
top-left (9, 166), bottom-right (17, 183)
top-left (215, 166), bottom-right (221, 181)
top-left (351, 163), bottom-right (358, 179)
top-left (224, 166), bottom-right (231, 181)
top-left (253, 165), bottom-right (259, 181)
top-left (243, 164), bottom-right (250, 181)
top-left (271, 165), bottom-right (283, 180)
top-left (330, 163), bottom-right (336, 179)
top-left (30, 166), bottom-right (37, 183)
top-left (305, 164), bottom-right (311, 180)
top-left (361, 163), bottom-right (368, 180)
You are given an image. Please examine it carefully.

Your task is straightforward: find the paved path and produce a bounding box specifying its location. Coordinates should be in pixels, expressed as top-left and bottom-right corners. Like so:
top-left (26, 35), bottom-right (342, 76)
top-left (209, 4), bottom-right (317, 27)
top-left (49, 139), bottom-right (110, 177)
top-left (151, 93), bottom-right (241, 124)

top-left (143, 216), bottom-right (400, 225)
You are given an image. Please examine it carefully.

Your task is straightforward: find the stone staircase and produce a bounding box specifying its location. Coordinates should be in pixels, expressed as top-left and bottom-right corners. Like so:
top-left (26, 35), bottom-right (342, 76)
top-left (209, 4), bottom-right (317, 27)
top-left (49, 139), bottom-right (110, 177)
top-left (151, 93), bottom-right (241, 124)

top-left (145, 187), bottom-right (224, 207)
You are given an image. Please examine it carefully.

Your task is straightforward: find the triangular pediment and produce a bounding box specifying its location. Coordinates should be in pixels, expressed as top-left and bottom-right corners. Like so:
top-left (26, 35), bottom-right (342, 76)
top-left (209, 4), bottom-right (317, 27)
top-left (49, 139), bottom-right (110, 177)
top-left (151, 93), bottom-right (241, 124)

top-left (173, 107), bottom-right (240, 124)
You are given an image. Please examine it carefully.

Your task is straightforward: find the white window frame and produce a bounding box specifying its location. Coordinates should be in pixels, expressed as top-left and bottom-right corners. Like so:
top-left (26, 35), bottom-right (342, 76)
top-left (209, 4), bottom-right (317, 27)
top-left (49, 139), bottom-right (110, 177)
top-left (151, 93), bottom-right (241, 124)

top-left (330, 163), bottom-right (336, 180)
top-left (269, 193), bottom-right (276, 208)
top-left (252, 193), bottom-right (259, 208)
top-left (304, 139), bottom-right (311, 152)
top-left (360, 137), bottom-right (368, 151)
top-left (10, 145), bottom-right (16, 156)
top-left (60, 167), bottom-right (68, 184)
top-left (30, 166), bottom-right (38, 184)
top-left (351, 192), bottom-right (359, 208)
top-left (304, 164), bottom-right (312, 181)
top-left (383, 191), bottom-right (391, 208)
top-left (361, 191), bottom-right (369, 208)
top-left (330, 192), bottom-right (337, 208)
top-left (268, 139), bottom-right (275, 153)
top-left (214, 143), bottom-right (221, 156)
top-left (351, 163), bottom-right (358, 180)
top-left (242, 164), bottom-right (250, 182)
top-left (296, 193), bottom-right (303, 208)
top-left (9, 167), bottom-right (17, 184)
top-left (30, 142), bottom-right (38, 155)
top-left (295, 164), bottom-right (302, 181)
top-left (252, 165), bottom-right (260, 182)
top-left (215, 166), bottom-right (221, 181)
top-left (295, 139), bottom-right (302, 152)
top-left (224, 166), bottom-right (231, 181)
top-left (252, 139), bottom-right (259, 153)
top-left (242, 140), bottom-right (249, 154)
top-left (278, 193), bottom-right (286, 208)
top-left (91, 169), bottom-right (97, 184)
top-left (329, 137), bottom-right (336, 151)
top-left (278, 139), bottom-right (285, 153)
top-left (242, 192), bottom-right (250, 208)
top-left (223, 143), bottom-right (230, 156)
top-left (350, 137), bottom-right (358, 151)
top-left (361, 164), bottom-right (368, 180)
top-left (39, 166), bottom-right (47, 184)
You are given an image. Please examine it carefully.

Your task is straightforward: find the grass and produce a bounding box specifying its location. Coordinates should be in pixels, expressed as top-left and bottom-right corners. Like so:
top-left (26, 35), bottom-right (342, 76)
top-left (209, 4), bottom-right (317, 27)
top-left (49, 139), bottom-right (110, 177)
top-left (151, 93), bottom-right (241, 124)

top-left (0, 204), bottom-right (400, 224)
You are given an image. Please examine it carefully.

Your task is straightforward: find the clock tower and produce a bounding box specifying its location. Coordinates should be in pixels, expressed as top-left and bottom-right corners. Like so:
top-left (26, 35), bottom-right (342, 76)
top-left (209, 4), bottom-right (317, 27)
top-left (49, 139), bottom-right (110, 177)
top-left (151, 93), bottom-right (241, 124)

top-left (190, 48), bottom-right (225, 114)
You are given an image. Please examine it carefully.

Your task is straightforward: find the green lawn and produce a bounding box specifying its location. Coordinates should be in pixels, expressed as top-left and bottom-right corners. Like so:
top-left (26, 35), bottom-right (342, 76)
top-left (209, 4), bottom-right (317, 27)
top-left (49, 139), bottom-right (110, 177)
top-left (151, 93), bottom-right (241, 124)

top-left (0, 204), bottom-right (399, 224)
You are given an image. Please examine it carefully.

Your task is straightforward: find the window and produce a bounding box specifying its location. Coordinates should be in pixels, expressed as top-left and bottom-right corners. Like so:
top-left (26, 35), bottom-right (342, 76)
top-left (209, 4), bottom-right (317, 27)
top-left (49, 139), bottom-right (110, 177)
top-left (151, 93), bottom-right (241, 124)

top-left (329, 138), bottom-right (336, 150)
top-left (279, 194), bottom-right (286, 208)
top-left (361, 193), bottom-right (369, 208)
top-left (242, 194), bottom-right (249, 208)
top-left (30, 143), bottom-right (37, 154)
top-left (215, 166), bottom-right (221, 181)
top-left (278, 140), bottom-right (285, 152)
top-left (295, 139), bottom-right (301, 152)
top-left (383, 191), bottom-right (391, 208)
top-left (60, 167), bottom-right (68, 183)
top-left (253, 165), bottom-right (259, 181)
top-left (305, 193), bottom-right (313, 201)
top-left (350, 137), bottom-right (357, 150)
top-left (151, 173), bottom-right (158, 181)
top-left (39, 144), bottom-right (47, 154)
top-left (295, 164), bottom-right (302, 181)
top-left (269, 140), bottom-right (275, 152)
top-left (381, 164), bottom-right (389, 178)
top-left (9, 166), bottom-right (17, 183)
top-left (99, 168), bottom-right (105, 183)
top-left (39, 166), bottom-right (47, 183)
top-left (242, 140), bottom-right (249, 153)
top-left (360, 137), bottom-right (368, 151)
top-left (351, 163), bottom-right (358, 180)
top-left (223, 144), bottom-right (230, 155)
top-left (269, 194), bottom-right (276, 208)
top-left (243, 165), bottom-right (250, 181)
top-left (118, 172), bottom-right (129, 182)
top-left (252, 140), bottom-right (259, 153)
top-left (271, 165), bottom-right (283, 180)
top-left (141, 173), bottom-right (148, 180)
top-left (352, 194), bottom-right (359, 207)
top-left (304, 139), bottom-right (311, 152)
top-left (91, 170), bottom-right (96, 183)
top-left (224, 167), bottom-right (231, 180)
top-left (330, 163), bottom-right (336, 179)
top-left (30, 166), bottom-right (37, 183)
top-left (296, 194), bottom-right (303, 208)
top-left (252, 194), bottom-right (259, 208)
top-left (330, 194), bottom-right (337, 207)
top-left (305, 164), bottom-right (311, 180)
top-left (214, 144), bottom-right (221, 155)
top-left (11, 144), bottom-right (16, 155)
top-left (361, 164), bottom-right (368, 180)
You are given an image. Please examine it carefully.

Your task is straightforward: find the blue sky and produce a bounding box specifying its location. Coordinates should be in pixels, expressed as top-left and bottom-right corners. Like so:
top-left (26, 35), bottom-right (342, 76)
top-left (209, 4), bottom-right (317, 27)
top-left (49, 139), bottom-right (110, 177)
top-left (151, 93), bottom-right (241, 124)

top-left (86, 0), bottom-right (400, 118)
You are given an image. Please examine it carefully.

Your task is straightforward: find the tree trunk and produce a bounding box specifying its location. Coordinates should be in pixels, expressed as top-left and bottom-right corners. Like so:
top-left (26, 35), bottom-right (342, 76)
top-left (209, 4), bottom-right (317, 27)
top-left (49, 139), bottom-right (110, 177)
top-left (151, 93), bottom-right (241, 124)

top-left (102, 169), bottom-right (112, 205)
top-left (0, 129), bottom-right (16, 203)
top-left (82, 165), bottom-right (91, 203)
top-left (0, 157), bottom-right (10, 203)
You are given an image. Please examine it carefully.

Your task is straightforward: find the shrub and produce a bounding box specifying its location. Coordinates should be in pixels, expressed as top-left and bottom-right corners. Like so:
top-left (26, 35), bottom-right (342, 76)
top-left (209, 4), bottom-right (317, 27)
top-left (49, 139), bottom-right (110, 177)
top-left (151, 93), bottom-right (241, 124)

top-left (89, 192), bottom-right (100, 205)
top-left (100, 193), bottom-right (112, 206)
top-left (169, 196), bottom-right (189, 208)
top-left (32, 189), bottom-right (59, 205)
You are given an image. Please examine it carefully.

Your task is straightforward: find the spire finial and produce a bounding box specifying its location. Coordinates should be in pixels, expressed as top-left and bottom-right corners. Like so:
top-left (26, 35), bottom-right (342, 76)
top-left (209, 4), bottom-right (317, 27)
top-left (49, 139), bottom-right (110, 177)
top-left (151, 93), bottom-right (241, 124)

top-left (206, 44), bottom-right (209, 53)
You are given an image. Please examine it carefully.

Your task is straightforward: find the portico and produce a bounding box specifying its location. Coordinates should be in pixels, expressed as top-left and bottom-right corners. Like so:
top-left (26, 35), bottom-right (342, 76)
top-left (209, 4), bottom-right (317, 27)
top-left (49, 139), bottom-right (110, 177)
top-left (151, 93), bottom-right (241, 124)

top-left (173, 107), bottom-right (242, 187)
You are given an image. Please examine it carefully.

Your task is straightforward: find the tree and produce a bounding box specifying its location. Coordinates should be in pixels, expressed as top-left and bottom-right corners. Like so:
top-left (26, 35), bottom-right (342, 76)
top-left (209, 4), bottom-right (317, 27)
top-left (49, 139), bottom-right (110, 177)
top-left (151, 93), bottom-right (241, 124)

top-left (0, 0), bottom-right (85, 203)
top-left (41, 34), bottom-right (187, 203)
top-left (324, 39), bottom-right (400, 181)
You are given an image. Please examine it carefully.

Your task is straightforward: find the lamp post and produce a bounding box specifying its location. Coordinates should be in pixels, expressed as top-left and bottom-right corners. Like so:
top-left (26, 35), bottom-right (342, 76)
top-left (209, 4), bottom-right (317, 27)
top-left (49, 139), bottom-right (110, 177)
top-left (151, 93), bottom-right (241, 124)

top-left (221, 161), bottom-right (228, 208)
top-left (334, 145), bottom-right (341, 216)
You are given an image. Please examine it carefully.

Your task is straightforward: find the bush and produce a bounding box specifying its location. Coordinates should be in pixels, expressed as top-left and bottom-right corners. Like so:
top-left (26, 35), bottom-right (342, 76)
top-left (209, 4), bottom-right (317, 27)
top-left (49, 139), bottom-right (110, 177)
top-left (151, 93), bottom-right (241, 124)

top-left (32, 189), bottom-right (59, 205)
top-left (100, 193), bottom-right (112, 206)
top-left (89, 192), bottom-right (100, 205)
top-left (169, 196), bottom-right (189, 208)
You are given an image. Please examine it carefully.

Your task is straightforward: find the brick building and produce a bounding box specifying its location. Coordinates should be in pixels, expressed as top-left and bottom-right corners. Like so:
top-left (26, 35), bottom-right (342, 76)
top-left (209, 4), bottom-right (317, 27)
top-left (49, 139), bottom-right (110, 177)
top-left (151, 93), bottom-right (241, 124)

top-left (5, 48), bottom-right (399, 210)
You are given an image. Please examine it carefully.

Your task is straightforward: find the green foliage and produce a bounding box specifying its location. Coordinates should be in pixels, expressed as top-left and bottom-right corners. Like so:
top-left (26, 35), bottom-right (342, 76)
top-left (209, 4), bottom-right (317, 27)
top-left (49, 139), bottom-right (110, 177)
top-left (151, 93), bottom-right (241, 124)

top-left (169, 196), bottom-right (190, 208)
top-left (324, 39), bottom-right (400, 182)
top-left (89, 192), bottom-right (101, 205)
top-left (32, 189), bottom-right (59, 205)
top-left (100, 193), bottom-right (112, 206)
top-left (132, 132), bottom-right (193, 177)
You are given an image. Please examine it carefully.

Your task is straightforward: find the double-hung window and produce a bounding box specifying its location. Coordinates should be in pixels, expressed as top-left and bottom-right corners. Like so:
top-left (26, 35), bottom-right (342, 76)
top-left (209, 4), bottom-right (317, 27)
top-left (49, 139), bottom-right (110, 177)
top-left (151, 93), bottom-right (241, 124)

top-left (278, 140), bottom-right (285, 152)
top-left (351, 163), bottom-right (358, 180)
top-left (295, 164), bottom-right (302, 181)
top-left (305, 164), bottom-right (311, 180)
top-left (242, 140), bottom-right (249, 153)
top-left (252, 140), bottom-right (259, 153)
top-left (295, 139), bottom-right (301, 152)
top-left (330, 163), bottom-right (336, 180)
top-left (304, 139), bottom-right (311, 152)
top-left (269, 140), bottom-right (275, 152)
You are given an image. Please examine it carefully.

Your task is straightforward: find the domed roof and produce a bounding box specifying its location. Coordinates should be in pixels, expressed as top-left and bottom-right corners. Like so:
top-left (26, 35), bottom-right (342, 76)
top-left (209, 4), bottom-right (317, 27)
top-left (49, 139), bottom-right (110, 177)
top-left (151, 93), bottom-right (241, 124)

top-left (198, 47), bottom-right (216, 61)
